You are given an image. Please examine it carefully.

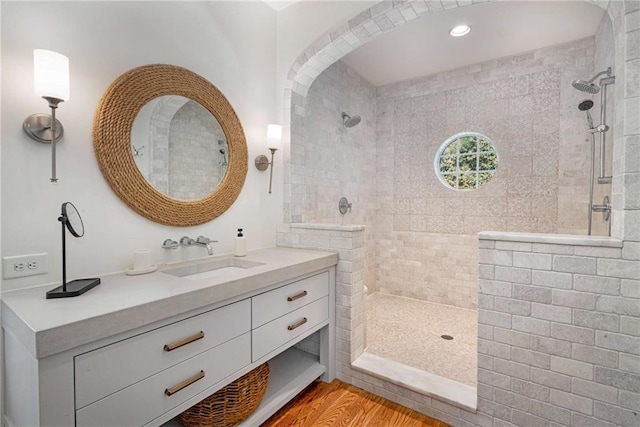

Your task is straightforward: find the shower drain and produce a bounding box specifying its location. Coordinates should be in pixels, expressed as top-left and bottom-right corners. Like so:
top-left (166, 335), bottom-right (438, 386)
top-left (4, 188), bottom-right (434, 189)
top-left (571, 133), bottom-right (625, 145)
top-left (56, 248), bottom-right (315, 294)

top-left (441, 334), bottom-right (454, 340)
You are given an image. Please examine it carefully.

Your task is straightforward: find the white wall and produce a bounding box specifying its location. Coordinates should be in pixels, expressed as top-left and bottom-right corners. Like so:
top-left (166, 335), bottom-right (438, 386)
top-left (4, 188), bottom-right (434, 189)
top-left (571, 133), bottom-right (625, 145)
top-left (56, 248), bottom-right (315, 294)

top-left (1, 1), bottom-right (279, 292)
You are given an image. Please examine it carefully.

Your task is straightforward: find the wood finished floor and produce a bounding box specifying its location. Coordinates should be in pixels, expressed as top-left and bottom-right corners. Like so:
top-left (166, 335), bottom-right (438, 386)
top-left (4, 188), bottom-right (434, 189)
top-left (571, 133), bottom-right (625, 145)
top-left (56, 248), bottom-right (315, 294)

top-left (261, 380), bottom-right (450, 427)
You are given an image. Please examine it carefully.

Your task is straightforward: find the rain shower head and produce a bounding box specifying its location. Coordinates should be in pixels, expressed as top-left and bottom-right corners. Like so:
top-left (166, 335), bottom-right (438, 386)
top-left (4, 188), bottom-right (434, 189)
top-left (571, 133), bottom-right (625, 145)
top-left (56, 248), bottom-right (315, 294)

top-left (572, 67), bottom-right (612, 94)
top-left (572, 80), bottom-right (600, 94)
top-left (342, 112), bottom-right (361, 128)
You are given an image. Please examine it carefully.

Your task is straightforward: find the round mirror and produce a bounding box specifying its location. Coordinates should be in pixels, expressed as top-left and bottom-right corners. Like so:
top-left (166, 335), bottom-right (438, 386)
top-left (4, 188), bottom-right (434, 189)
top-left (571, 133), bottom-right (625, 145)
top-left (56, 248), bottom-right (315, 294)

top-left (132, 95), bottom-right (229, 200)
top-left (62, 202), bottom-right (84, 237)
top-left (93, 64), bottom-right (248, 226)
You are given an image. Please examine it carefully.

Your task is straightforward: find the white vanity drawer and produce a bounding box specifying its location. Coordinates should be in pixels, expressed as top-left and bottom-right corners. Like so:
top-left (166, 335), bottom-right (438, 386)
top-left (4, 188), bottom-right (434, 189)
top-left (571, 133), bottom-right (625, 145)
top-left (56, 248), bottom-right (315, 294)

top-left (252, 271), bottom-right (329, 328)
top-left (76, 332), bottom-right (251, 427)
top-left (252, 296), bottom-right (328, 361)
top-left (75, 299), bottom-right (250, 409)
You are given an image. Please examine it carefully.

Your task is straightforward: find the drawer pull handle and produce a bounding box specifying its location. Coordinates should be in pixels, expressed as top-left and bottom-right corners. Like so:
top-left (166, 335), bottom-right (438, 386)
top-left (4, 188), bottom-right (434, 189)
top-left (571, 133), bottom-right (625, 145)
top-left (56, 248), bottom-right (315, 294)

top-left (288, 317), bottom-right (308, 331)
top-left (164, 370), bottom-right (205, 396)
top-left (287, 290), bottom-right (308, 302)
top-left (164, 331), bottom-right (205, 352)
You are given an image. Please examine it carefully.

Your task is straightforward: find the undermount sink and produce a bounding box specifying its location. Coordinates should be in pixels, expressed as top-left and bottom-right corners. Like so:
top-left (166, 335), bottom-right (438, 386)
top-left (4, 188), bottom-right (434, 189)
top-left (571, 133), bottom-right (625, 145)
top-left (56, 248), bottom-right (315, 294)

top-left (161, 257), bottom-right (265, 281)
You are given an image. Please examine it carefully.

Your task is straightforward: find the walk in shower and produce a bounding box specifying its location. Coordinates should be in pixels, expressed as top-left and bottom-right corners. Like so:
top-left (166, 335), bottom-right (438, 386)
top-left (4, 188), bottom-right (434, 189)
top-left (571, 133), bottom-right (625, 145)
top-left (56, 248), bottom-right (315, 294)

top-left (289, 0), bottom-right (614, 406)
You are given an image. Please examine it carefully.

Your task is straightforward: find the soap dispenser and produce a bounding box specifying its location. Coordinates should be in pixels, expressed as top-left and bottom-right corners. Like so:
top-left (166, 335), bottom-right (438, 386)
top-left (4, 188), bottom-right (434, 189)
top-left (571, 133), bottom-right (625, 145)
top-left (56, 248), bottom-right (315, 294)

top-left (234, 228), bottom-right (246, 257)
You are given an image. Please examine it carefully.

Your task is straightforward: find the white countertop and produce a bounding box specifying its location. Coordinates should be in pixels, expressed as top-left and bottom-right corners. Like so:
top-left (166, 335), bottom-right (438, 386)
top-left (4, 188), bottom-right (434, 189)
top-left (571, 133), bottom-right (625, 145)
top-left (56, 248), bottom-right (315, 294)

top-left (1, 247), bottom-right (337, 359)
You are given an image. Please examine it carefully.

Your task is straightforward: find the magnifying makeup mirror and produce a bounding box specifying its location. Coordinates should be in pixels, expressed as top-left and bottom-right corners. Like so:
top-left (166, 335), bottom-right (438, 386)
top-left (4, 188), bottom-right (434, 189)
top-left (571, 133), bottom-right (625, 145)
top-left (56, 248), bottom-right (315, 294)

top-left (46, 202), bottom-right (101, 299)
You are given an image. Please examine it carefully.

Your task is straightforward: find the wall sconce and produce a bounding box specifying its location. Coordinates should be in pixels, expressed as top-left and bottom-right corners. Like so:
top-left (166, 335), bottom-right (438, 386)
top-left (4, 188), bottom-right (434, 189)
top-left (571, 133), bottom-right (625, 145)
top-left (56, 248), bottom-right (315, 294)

top-left (23, 49), bottom-right (70, 182)
top-left (255, 124), bottom-right (282, 194)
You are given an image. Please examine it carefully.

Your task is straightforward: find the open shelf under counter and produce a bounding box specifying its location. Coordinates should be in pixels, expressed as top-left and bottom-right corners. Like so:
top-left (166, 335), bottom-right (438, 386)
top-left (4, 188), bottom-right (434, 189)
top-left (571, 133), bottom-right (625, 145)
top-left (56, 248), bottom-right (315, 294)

top-left (162, 347), bottom-right (325, 427)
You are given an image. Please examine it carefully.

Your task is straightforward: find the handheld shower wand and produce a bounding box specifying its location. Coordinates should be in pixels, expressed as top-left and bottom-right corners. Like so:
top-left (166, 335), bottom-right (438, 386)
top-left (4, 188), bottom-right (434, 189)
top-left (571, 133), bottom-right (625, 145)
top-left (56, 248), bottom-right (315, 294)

top-left (578, 99), bottom-right (594, 130)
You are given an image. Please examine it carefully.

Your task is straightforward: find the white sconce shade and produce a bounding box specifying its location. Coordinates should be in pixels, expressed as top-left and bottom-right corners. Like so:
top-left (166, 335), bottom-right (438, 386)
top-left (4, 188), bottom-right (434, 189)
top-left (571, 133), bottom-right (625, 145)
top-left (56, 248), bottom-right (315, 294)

top-left (255, 124), bottom-right (283, 193)
top-left (24, 49), bottom-right (70, 182)
top-left (266, 124), bottom-right (282, 150)
top-left (33, 49), bottom-right (70, 101)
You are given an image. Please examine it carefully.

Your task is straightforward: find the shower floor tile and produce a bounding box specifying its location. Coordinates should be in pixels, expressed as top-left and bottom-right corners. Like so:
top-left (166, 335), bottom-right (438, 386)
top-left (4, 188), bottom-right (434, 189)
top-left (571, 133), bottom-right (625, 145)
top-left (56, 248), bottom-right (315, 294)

top-left (366, 292), bottom-right (478, 387)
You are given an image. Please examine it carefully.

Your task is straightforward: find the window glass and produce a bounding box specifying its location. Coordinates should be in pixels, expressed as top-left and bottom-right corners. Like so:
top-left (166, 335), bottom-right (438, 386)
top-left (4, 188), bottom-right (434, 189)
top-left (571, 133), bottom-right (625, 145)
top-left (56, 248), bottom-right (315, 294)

top-left (434, 132), bottom-right (498, 191)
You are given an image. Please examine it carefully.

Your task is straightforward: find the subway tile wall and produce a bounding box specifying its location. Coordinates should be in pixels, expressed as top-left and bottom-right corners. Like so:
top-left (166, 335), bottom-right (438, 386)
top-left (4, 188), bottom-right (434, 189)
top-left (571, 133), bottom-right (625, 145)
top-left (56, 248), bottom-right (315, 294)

top-left (302, 61), bottom-right (378, 297)
top-left (147, 98), bottom-right (227, 199)
top-left (474, 236), bottom-right (639, 427)
top-left (376, 232), bottom-right (479, 308)
top-left (166, 100), bottom-right (227, 199)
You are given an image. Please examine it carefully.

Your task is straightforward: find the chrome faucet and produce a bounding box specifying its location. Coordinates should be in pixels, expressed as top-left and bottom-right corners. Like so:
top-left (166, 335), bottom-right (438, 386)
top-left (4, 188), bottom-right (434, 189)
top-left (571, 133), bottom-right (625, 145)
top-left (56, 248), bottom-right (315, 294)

top-left (179, 236), bottom-right (217, 255)
top-left (194, 236), bottom-right (217, 255)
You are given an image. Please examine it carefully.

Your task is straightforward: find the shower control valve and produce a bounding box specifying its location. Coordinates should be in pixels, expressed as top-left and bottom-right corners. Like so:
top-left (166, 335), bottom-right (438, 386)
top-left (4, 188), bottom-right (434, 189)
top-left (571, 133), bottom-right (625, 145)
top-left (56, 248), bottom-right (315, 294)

top-left (339, 197), bottom-right (352, 215)
top-left (592, 196), bottom-right (611, 221)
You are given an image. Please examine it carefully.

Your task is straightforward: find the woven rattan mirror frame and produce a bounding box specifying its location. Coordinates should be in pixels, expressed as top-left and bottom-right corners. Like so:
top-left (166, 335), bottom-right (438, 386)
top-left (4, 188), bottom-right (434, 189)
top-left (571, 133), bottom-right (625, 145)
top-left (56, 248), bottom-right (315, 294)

top-left (93, 64), bottom-right (247, 226)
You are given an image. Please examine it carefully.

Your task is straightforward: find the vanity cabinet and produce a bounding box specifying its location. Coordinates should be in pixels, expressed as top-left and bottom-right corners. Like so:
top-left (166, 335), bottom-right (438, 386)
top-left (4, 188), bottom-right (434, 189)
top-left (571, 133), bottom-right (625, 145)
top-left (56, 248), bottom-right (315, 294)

top-left (253, 297), bottom-right (328, 362)
top-left (251, 271), bottom-right (328, 328)
top-left (252, 272), bottom-right (329, 361)
top-left (2, 249), bottom-right (336, 427)
top-left (74, 300), bottom-right (252, 411)
top-left (77, 334), bottom-right (251, 427)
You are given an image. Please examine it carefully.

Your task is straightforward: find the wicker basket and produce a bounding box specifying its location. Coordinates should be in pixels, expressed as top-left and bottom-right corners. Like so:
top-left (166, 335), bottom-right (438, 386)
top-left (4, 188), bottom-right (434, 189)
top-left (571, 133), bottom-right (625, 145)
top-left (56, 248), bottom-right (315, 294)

top-left (177, 363), bottom-right (270, 427)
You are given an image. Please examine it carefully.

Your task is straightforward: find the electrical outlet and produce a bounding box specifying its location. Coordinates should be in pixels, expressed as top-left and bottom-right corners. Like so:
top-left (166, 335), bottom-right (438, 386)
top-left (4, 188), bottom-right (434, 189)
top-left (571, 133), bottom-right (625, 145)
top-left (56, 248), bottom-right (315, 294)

top-left (3, 253), bottom-right (48, 279)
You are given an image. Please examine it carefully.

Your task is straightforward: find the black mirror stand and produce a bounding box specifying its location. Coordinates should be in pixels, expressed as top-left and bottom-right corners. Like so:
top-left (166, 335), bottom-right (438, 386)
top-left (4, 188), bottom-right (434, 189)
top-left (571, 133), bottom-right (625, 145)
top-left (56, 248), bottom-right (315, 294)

top-left (46, 206), bottom-right (100, 299)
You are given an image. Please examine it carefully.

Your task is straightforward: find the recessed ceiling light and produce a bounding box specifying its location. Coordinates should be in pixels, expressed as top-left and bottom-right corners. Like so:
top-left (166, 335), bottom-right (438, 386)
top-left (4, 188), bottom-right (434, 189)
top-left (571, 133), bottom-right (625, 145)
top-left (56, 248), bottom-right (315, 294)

top-left (450, 25), bottom-right (471, 37)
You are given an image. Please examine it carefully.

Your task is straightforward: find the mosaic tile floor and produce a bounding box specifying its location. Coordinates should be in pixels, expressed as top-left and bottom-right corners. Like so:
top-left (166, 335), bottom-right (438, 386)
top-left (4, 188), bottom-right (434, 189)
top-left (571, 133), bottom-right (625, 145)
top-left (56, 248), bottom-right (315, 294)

top-left (366, 292), bottom-right (478, 387)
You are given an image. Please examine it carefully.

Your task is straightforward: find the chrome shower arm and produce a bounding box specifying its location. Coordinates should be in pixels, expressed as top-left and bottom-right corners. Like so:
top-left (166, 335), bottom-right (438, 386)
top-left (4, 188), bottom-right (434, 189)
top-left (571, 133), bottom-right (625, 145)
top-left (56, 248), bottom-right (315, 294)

top-left (588, 67), bottom-right (612, 83)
